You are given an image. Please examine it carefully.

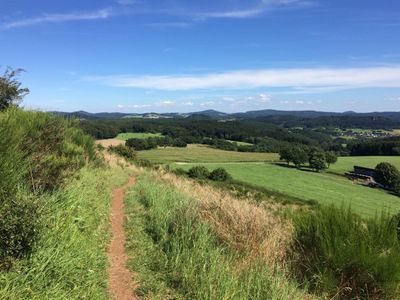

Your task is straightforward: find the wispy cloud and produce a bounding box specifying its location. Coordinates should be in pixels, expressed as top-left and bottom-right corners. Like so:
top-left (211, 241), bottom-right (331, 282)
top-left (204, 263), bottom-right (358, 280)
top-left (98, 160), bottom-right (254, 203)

top-left (191, 0), bottom-right (313, 20)
top-left (85, 66), bottom-right (400, 92)
top-left (116, 0), bottom-right (137, 5)
top-left (195, 8), bottom-right (265, 20)
top-left (117, 100), bottom-right (176, 109)
top-left (1, 8), bottom-right (115, 29)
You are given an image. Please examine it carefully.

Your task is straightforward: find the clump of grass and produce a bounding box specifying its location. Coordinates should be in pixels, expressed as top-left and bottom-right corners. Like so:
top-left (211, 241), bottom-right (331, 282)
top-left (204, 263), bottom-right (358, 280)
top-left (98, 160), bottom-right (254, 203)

top-left (291, 205), bottom-right (400, 299)
top-left (125, 173), bottom-right (309, 299)
top-left (160, 172), bottom-right (292, 265)
top-left (0, 166), bottom-right (128, 299)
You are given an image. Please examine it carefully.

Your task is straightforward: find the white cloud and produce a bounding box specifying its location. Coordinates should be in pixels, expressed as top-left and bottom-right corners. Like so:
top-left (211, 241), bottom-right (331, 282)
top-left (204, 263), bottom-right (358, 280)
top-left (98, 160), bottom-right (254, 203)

top-left (160, 100), bottom-right (175, 104)
top-left (1, 8), bottom-right (114, 29)
top-left (86, 66), bottom-right (400, 92)
top-left (117, 100), bottom-right (178, 110)
top-left (192, 0), bottom-right (312, 20)
top-left (257, 93), bottom-right (272, 103)
top-left (222, 96), bottom-right (236, 102)
top-left (295, 100), bottom-right (305, 104)
top-left (200, 101), bottom-right (215, 107)
top-left (195, 8), bottom-right (265, 20)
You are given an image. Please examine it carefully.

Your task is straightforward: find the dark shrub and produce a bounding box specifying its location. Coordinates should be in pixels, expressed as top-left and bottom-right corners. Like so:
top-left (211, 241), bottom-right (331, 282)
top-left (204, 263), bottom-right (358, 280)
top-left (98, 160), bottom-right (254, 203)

top-left (135, 159), bottom-right (153, 168)
top-left (391, 212), bottom-right (400, 239)
top-left (126, 138), bottom-right (157, 150)
top-left (209, 168), bottom-right (232, 181)
top-left (171, 138), bottom-right (187, 148)
top-left (172, 168), bottom-right (187, 176)
top-left (292, 206), bottom-right (400, 299)
top-left (187, 166), bottom-right (210, 180)
top-left (108, 144), bottom-right (136, 161)
top-left (0, 194), bottom-right (39, 265)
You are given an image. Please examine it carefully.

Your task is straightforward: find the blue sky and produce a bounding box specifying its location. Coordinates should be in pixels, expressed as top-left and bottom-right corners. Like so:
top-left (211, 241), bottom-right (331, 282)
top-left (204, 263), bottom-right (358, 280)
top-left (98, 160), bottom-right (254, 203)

top-left (1, 0), bottom-right (400, 113)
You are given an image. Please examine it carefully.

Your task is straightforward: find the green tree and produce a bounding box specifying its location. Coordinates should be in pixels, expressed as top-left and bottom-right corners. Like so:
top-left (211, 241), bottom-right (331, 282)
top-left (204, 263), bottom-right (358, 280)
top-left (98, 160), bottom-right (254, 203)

top-left (0, 67), bottom-right (29, 110)
top-left (375, 162), bottom-right (400, 189)
top-left (279, 147), bottom-right (294, 165)
top-left (309, 150), bottom-right (327, 172)
top-left (291, 147), bottom-right (309, 169)
top-left (325, 151), bottom-right (338, 168)
top-left (187, 166), bottom-right (210, 180)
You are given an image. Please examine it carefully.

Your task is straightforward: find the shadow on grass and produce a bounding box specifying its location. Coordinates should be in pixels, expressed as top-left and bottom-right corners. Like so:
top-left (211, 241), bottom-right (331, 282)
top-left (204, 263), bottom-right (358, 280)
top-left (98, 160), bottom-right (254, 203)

top-left (272, 162), bottom-right (317, 173)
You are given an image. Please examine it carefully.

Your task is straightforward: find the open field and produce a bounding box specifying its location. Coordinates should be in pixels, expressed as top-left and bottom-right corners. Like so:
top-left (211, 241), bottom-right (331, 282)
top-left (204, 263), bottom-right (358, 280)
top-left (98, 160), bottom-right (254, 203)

top-left (137, 144), bottom-right (279, 164)
top-left (172, 162), bottom-right (400, 217)
top-left (329, 156), bottom-right (400, 175)
top-left (96, 138), bottom-right (125, 147)
top-left (116, 132), bottom-right (162, 140)
top-left (392, 129), bottom-right (400, 135)
top-left (226, 139), bottom-right (253, 146)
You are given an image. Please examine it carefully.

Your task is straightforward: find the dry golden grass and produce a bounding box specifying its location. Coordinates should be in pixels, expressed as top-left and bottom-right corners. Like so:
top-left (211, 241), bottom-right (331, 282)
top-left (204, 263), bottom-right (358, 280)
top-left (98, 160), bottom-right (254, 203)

top-left (96, 138), bottom-right (125, 148)
top-left (157, 171), bottom-right (293, 269)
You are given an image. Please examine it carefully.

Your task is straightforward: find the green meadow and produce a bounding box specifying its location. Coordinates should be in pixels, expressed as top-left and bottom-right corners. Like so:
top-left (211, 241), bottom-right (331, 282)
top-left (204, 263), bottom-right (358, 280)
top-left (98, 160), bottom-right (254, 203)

top-left (137, 144), bottom-right (279, 164)
top-left (329, 156), bottom-right (400, 175)
top-left (116, 132), bottom-right (162, 140)
top-left (172, 160), bottom-right (400, 217)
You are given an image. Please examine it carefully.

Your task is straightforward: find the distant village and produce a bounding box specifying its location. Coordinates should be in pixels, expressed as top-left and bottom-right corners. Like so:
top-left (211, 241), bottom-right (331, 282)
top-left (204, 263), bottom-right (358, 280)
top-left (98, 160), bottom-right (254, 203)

top-left (338, 129), bottom-right (396, 139)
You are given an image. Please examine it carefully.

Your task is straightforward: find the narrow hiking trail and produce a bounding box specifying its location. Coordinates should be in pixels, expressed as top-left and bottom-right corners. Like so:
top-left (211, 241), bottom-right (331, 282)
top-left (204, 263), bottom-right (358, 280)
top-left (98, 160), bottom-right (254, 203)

top-left (107, 176), bottom-right (137, 300)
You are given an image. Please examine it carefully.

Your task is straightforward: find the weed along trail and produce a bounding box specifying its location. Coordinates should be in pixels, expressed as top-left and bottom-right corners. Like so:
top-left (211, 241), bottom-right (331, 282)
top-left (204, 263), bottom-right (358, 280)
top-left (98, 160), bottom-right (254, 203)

top-left (107, 176), bottom-right (137, 300)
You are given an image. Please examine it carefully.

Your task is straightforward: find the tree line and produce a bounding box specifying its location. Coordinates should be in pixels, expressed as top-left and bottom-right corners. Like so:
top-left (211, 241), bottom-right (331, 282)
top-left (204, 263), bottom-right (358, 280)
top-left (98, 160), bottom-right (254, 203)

top-left (279, 146), bottom-right (338, 172)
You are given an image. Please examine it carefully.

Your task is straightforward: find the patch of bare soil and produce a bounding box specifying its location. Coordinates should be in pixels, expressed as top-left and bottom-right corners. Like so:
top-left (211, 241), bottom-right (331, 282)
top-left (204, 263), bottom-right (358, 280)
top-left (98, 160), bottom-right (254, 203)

top-left (107, 176), bottom-right (137, 300)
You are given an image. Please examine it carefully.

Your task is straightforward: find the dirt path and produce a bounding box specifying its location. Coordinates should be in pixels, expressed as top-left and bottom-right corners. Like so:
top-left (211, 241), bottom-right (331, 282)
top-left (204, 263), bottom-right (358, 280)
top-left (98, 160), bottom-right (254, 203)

top-left (107, 176), bottom-right (137, 300)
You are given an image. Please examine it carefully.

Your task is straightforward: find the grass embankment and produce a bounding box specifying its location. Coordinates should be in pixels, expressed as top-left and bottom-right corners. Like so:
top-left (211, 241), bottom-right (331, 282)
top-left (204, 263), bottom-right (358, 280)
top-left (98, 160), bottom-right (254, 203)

top-left (124, 172), bottom-right (308, 299)
top-left (125, 170), bottom-right (400, 299)
top-left (172, 162), bottom-right (400, 217)
top-left (0, 166), bottom-right (128, 299)
top-left (137, 144), bottom-right (279, 164)
top-left (116, 132), bottom-right (162, 140)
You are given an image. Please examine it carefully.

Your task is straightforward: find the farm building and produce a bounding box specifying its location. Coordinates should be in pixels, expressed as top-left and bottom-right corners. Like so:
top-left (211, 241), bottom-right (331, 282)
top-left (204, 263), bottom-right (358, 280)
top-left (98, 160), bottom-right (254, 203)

top-left (345, 166), bottom-right (383, 188)
top-left (353, 166), bottom-right (377, 178)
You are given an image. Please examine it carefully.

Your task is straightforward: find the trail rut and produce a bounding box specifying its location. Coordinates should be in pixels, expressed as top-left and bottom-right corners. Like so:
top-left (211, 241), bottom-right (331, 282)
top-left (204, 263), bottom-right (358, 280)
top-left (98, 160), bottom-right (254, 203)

top-left (107, 176), bottom-right (137, 300)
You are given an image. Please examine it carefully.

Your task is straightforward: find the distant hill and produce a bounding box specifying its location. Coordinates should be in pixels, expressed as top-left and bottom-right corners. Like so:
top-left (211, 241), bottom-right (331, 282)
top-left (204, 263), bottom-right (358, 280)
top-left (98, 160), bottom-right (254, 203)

top-left (50, 109), bottom-right (400, 122)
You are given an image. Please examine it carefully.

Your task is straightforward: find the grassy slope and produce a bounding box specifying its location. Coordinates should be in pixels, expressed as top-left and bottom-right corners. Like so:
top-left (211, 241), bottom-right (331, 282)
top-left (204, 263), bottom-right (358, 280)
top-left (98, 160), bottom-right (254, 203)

top-left (0, 166), bottom-right (128, 300)
top-left (173, 162), bottom-right (400, 217)
top-left (124, 172), bottom-right (308, 299)
top-left (116, 132), bottom-right (162, 140)
top-left (329, 156), bottom-right (400, 175)
top-left (137, 144), bottom-right (279, 164)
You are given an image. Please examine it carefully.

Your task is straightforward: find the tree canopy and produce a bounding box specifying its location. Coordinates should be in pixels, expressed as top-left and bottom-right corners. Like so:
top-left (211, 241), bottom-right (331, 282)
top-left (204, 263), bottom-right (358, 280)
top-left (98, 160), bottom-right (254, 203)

top-left (0, 67), bottom-right (29, 111)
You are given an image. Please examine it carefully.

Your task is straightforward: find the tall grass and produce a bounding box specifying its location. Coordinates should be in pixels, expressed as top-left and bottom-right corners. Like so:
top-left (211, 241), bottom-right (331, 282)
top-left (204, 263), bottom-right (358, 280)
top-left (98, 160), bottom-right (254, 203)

top-left (291, 206), bottom-right (400, 299)
top-left (124, 173), bottom-right (309, 299)
top-left (0, 108), bottom-right (98, 263)
top-left (0, 166), bottom-right (128, 299)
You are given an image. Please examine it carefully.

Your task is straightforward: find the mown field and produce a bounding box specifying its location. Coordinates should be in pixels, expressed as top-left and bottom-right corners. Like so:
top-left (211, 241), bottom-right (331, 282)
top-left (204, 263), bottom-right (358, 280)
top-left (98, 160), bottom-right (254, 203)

top-left (137, 144), bottom-right (279, 164)
top-left (172, 161), bottom-right (400, 217)
top-left (329, 156), bottom-right (400, 175)
top-left (116, 132), bottom-right (162, 140)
